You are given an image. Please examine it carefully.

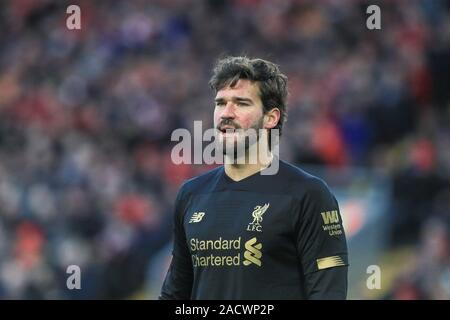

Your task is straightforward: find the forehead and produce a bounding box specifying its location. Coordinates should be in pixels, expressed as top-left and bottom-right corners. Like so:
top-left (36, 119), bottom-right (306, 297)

top-left (215, 79), bottom-right (261, 101)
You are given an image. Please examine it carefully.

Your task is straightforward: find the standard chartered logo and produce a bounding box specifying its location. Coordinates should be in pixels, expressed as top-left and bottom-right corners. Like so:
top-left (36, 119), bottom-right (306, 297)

top-left (189, 236), bottom-right (263, 267)
top-left (243, 237), bottom-right (262, 267)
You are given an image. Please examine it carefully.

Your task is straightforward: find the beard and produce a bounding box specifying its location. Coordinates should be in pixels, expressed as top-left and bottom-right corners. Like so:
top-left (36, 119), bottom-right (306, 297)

top-left (216, 116), bottom-right (265, 160)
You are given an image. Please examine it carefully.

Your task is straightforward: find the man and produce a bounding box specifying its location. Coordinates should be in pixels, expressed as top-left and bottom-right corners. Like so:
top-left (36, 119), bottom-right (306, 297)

top-left (160, 56), bottom-right (348, 299)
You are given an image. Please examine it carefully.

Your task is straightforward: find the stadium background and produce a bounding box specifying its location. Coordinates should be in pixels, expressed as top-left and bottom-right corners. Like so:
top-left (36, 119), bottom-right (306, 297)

top-left (0, 0), bottom-right (449, 299)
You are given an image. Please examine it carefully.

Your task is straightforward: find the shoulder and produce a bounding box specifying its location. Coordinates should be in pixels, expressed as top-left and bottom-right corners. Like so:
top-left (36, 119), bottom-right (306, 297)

top-left (278, 160), bottom-right (334, 200)
top-left (177, 165), bottom-right (224, 200)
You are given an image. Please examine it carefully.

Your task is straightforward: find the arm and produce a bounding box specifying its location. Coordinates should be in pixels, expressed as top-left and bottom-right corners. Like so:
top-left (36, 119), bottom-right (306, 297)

top-left (304, 265), bottom-right (348, 299)
top-left (295, 178), bottom-right (349, 300)
top-left (159, 188), bottom-right (193, 300)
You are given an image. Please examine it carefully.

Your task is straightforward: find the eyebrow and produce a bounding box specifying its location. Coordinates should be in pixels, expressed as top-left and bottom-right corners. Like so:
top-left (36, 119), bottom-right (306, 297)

top-left (214, 97), bottom-right (254, 103)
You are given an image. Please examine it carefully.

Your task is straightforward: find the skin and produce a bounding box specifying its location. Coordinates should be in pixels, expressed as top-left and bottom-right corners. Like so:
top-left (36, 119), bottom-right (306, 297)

top-left (214, 79), bottom-right (280, 181)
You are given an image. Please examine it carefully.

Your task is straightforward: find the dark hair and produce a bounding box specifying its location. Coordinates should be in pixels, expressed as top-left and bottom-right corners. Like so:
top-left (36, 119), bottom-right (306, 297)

top-left (209, 56), bottom-right (288, 137)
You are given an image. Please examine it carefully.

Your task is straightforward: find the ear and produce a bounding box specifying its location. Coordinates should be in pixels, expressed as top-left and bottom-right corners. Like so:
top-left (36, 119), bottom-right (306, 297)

top-left (264, 108), bottom-right (281, 129)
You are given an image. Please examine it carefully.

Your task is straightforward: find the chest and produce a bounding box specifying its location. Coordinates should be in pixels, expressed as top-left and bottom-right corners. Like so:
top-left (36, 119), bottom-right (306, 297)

top-left (184, 191), bottom-right (296, 252)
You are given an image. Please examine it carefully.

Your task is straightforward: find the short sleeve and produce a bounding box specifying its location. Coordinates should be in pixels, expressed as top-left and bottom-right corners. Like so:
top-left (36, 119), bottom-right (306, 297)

top-left (294, 178), bottom-right (349, 275)
top-left (159, 186), bottom-right (194, 300)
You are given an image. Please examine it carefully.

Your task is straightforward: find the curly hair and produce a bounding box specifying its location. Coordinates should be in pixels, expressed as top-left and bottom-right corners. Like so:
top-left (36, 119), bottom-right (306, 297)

top-left (209, 56), bottom-right (288, 137)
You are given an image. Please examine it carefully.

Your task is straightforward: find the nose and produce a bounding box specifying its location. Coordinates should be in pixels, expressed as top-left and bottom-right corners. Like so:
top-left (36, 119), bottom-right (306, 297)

top-left (220, 102), bottom-right (236, 119)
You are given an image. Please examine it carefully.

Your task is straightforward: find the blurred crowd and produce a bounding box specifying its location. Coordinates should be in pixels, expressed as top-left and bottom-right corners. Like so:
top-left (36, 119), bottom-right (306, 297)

top-left (0, 0), bottom-right (449, 299)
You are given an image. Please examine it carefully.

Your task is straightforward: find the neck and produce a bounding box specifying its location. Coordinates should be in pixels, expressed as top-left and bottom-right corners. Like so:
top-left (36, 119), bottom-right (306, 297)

top-left (224, 141), bottom-right (273, 182)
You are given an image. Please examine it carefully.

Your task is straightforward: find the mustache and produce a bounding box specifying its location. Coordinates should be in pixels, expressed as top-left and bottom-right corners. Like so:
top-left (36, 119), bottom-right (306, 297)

top-left (216, 119), bottom-right (241, 130)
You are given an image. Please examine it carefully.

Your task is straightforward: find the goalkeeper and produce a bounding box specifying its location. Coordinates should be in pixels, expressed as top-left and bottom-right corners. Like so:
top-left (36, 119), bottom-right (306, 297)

top-left (160, 56), bottom-right (349, 299)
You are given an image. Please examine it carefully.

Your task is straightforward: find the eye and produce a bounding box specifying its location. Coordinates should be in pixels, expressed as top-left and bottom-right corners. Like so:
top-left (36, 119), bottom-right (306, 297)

top-left (215, 101), bottom-right (225, 107)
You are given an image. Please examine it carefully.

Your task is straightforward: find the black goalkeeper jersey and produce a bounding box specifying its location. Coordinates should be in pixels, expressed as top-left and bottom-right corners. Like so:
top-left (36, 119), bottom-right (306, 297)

top-left (160, 160), bottom-right (349, 300)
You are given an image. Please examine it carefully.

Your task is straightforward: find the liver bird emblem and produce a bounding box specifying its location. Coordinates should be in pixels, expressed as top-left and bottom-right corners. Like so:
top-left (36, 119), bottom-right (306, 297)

top-left (251, 203), bottom-right (270, 225)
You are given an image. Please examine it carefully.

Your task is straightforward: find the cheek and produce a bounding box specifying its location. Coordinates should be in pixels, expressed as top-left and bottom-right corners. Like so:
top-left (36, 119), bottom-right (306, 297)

top-left (213, 109), bottom-right (220, 125)
top-left (239, 117), bottom-right (254, 128)
top-left (239, 112), bottom-right (263, 128)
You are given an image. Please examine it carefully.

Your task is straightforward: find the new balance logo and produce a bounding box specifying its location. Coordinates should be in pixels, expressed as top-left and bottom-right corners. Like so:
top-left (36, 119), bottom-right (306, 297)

top-left (243, 237), bottom-right (262, 267)
top-left (320, 210), bottom-right (339, 225)
top-left (189, 212), bottom-right (205, 223)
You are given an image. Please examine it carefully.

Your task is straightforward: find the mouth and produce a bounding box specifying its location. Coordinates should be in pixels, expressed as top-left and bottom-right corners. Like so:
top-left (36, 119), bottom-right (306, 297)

top-left (218, 126), bottom-right (237, 134)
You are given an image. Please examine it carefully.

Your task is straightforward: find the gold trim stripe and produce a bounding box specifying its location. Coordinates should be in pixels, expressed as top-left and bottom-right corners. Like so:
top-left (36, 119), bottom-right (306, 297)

top-left (316, 256), bottom-right (345, 270)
